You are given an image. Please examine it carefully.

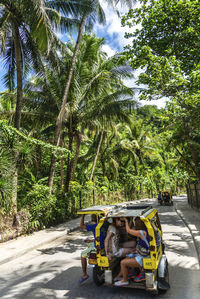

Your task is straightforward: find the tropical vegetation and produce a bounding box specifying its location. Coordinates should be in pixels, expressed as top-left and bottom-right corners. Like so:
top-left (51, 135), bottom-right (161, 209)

top-left (1, 0), bottom-right (195, 240)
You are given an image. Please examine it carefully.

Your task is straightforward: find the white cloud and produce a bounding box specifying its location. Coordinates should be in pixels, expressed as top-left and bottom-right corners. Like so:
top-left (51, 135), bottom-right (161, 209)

top-left (140, 98), bottom-right (167, 108)
top-left (55, 31), bottom-right (64, 40)
top-left (123, 77), bottom-right (167, 108)
top-left (95, 1), bottom-right (138, 50)
top-left (101, 44), bottom-right (116, 57)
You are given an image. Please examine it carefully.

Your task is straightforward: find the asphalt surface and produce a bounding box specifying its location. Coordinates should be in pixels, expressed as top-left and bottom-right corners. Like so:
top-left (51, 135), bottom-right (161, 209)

top-left (0, 195), bottom-right (200, 299)
top-left (0, 195), bottom-right (199, 267)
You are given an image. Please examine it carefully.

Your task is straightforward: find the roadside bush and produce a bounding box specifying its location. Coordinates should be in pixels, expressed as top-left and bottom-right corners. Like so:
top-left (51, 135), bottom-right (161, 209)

top-left (52, 190), bottom-right (69, 224)
top-left (25, 184), bottom-right (57, 229)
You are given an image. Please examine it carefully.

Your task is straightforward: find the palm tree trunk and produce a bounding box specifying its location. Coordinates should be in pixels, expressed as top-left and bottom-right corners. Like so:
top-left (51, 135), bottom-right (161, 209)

top-left (48, 154), bottom-right (57, 192)
top-left (71, 133), bottom-right (82, 182)
top-left (90, 131), bottom-right (104, 181)
top-left (101, 155), bottom-right (106, 177)
top-left (134, 160), bottom-right (138, 175)
top-left (60, 153), bottom-right (64, 188)
top-left (35, 145), bottom-right (41, 175)
top-left (92, 177), bottom-right (95, 206)
top-left (64, 132), bottom-right (74, 193)
top-left (48, 14), bottom-right (87, 192)
top-left (11, 25), bottom-right (23, 222)
top-left (14, 27), bottom-right (23, 130)
top-left (60, 134), bottom-right (64, 188)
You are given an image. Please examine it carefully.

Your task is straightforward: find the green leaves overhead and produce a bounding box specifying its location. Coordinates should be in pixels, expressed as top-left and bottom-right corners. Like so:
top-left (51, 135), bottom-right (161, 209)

top-left (122, 0), bottom-right (200, 73)
top-left (122, 0), bottom-right (200, 179)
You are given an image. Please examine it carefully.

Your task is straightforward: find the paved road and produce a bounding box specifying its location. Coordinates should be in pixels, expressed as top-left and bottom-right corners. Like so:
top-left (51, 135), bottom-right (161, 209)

top-left (0, 198), bottom-right (199, 299)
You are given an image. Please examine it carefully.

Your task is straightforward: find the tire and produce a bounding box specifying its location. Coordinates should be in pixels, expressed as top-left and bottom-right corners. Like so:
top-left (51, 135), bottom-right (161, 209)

top-left (164, 264), bottom-right (169, 284)
top-left (93, 266), bottom-right (105, 286)
top-left (158, 263), bottom-right (170, 292)
top-left (162, 242), bottom-right (165, 254)
top-left (150, 289), bottom-right (159, 296)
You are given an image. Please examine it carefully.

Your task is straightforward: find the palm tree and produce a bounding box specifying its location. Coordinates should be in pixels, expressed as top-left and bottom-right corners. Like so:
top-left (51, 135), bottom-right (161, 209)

top-left (0, 0), bottom-right (85, 215)
top-left (0, 0), bottom-right (56, 128)
top-left (48, 0), bottom-right (136, 191)
top-left (0, 0), bottom-right (60, 218)
top-left (23, 33), bottom-right (134, 194)
top-left (61, 37), bottom-right (134, 192)
top-left (0, 0), bottom-right (84, 129)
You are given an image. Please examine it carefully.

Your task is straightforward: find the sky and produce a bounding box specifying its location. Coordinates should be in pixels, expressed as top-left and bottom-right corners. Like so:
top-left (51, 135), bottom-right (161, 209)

top-left (0, 1), bottom-right (166, 108)
top-left (0, 60), bottom-right (5, 92)
top-left (93, 1), bottom-right (166, 108)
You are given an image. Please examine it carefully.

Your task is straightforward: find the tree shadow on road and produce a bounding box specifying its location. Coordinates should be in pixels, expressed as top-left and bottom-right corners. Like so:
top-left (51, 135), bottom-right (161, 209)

top-left (21, 264), bottom-right (200, 299)
top-left (37, 231), bottom-right (89, 256)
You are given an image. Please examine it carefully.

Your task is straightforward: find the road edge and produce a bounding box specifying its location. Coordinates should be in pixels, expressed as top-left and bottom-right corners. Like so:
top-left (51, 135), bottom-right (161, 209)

top-left (175, 203), bottom-right (200, 267)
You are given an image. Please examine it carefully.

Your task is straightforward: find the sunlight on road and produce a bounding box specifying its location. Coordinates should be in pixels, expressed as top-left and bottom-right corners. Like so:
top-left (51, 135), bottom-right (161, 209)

top-left (26, 288), bottom-right (68, 298)
top-left (161, 208), bottom-right (200, 271)
top-left (166, 250), bottom-right (199, 270)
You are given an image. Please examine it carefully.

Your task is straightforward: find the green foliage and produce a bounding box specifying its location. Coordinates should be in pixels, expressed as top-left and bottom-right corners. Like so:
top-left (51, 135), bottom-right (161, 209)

top-left (0, 124), bottom-right (15, 212)
top-left (121, 0), bottom-right (200, 180)
top-left (122, 0), bottom-right (200, 74)
top-left (24, 184), bottom-right (57, 229)
top-left (1, 1), bottom-right (192, 235)
top-left (0, 121), bottom-right (70, 156)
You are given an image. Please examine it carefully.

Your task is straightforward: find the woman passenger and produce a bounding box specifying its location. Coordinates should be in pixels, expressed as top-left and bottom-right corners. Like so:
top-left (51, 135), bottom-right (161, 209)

top-left (114, 216), bottom-right (149, 286)
top-left (104, 217), bottom-right (135, 260)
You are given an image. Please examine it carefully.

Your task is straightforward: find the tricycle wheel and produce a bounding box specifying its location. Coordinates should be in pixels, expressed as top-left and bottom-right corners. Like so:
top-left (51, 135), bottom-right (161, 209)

top-left (93, 266), bottom-right (104, 286)
top-left (158, 263), bottom-right (170, 292)
top-left (150, 289), bottom-right (159, 296)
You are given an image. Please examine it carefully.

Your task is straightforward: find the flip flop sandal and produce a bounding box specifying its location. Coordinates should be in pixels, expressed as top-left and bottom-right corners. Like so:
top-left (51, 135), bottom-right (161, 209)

top-left (78, 275), bottom-right (89, 284)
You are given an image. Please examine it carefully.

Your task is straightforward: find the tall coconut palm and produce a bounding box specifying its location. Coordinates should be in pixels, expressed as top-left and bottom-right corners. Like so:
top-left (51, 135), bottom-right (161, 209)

top-left (61, 35), bottom-right (134, 192)
top-left (0, 0), bottom-right (84, 215)
top-left (48, 0), bottom-right (136, 191)
top-left (0, 0), bottom-right (82, 130)
top-left (1, 0), bottom-right (52, 128)
top-left (23, 33), bottom-right (134, 194)
top-left (0, 0), bottom-right (56, 218)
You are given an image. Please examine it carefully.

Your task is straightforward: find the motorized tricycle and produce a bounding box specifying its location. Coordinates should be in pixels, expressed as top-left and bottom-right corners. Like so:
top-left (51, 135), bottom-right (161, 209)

top-left (77, 203), bottom-right (170, 294)
top-left (159, 191), bottom-right (173, 206)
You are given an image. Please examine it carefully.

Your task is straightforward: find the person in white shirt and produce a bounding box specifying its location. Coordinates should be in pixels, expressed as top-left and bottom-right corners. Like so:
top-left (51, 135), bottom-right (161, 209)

top-left (104, 217), bottom-right (136, 260)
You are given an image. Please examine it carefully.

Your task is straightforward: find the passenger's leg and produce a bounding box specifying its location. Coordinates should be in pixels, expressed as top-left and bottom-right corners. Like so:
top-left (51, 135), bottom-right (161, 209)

top-left (80, 246), bottom-right (91, 278)
top-left (120, 248), bottom-right (133, 257)
top-left (121, 258), bottom-right (141, 282)
top-left (114, 269), bottom-right (123, 280)
top-left (81, 256), bottom-right (87, 278)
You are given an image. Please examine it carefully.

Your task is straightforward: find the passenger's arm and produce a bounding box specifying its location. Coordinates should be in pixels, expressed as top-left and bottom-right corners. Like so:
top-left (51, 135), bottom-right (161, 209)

top-left (128, 217), bottom-right (133, 228)
top-left (124, 218), bottom-right (142, 238)
top-left (104, 231), bottom-right (112, 257)
top-left (80, 215), bottom-right (86, 230)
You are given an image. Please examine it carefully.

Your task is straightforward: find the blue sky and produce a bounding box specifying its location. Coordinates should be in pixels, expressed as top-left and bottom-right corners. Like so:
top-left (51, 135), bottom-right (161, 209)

top-left (94, 2), bottom-right (166, 108)
top-left (0, 60), bottom-right (6, 92)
